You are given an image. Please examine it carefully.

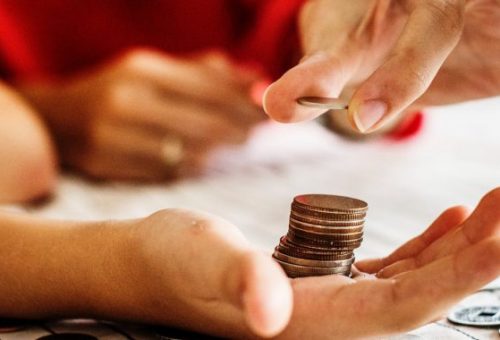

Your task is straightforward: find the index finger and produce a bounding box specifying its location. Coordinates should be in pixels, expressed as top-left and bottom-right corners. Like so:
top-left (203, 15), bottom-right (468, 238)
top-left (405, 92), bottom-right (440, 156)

top-left (356, 205), bottom-right (469, 274)
top-left (349, 237), bottom-right (500, 336)
top-left (118, 50), bottom-right (264, 125)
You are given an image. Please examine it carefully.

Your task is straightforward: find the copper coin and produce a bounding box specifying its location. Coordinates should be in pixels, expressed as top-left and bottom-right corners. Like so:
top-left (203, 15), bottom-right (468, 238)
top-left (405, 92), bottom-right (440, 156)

top-left (289, 225), bottom-right (364, 240)
top-left (285, 270), bottom-right (352, 278)
top-left (278, 245), bottom-right (353, 261)
top-left (287, 233), bottom-right (362, 250)
top-left (291, 204), bottom-right (366, 220)
top-left (274, 258), bottom-right (352, 275)
top-left (289, 219), bottom-right (364, 233)
top-left (273, 250), bottom-right (354, 268)
top-left (290, 216), bottom-right (364, 228)
top-left (288, 229), bottom-right (363, 245)
top-left (278, 245), bottom-right (352, 261)
top-left (290, 210), bottom-right (365, 224)
top-left (293, 194), bottom-right (368, 213)
top-left (279, 237), bottom-right (353, 256)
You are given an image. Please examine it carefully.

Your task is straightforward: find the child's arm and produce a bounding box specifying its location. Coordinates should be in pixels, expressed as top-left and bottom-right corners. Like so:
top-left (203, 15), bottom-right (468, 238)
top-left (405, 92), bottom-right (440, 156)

top-left (0, 209), bottom-right (290, 338)
top-left (0, 82), bottom-right (57, 203)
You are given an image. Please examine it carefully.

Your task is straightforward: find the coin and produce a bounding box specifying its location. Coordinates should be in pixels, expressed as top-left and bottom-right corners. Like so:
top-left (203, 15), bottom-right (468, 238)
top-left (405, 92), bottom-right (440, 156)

top-left (274, 258), bottom-right (352, 275)
top-left (289, 222), bottom-right (364, 237)
top-left (285, 270), bottom-right (351, 278)
top-left (293, 194), bottom-right (368, 213)
top-left (289, 225), bottom-right (364, 240)
top-left (448, 305), bottom-right (500, 327)
top-left (287, 230), bottom-right (363, 248)
top-left (273, 194), bottom-right (368, 278)
top-left (290, 210), bottom-right (365, 224)
top-left (273, 250), bottom-right (354, 268)
top-left (291, 203), bottom-right (367, 219)
top-left (297, 97), bottom-right (348, 110)
top-left (278, 245), bottom-right (353, 261)
top-left (290, 217), bottom-right (364, 230)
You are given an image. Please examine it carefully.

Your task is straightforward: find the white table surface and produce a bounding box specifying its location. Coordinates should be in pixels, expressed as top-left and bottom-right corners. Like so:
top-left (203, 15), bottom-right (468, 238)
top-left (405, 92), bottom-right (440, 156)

top-left (2, 97), bottom-right (500, 339)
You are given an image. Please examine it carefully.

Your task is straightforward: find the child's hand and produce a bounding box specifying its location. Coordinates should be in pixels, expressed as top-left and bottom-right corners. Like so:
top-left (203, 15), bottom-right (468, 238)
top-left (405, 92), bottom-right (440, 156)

top-left (101, 188), bottom-right (499, 338)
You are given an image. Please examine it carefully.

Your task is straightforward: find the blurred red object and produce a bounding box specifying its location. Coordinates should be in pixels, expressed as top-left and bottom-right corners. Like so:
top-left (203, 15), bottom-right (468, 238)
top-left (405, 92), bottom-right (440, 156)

top-left (388, 111), bottom-right (425, 141)
top-left (0, 0), bottom-right (305, 81)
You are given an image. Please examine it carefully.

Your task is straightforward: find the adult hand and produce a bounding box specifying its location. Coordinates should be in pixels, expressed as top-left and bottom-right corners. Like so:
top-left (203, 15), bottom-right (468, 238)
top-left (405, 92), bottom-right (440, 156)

top-left (20, 49), bottom-right (265, 181)
top-left (264, 0), bottom-right (500, 133)
top-left (108, 188), bottom-right (499, 339)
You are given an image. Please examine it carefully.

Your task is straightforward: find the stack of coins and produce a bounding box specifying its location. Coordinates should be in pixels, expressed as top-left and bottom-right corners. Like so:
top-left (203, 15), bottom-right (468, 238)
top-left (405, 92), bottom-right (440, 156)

top-left (273, 194), bottom-right (368, 278)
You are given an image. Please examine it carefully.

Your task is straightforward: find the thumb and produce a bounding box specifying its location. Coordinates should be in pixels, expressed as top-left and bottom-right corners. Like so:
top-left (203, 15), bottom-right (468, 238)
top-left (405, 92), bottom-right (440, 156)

top-left (263, 53), bottom-right (352, 123)
top-left (225, 251), bottom-right (293, 338)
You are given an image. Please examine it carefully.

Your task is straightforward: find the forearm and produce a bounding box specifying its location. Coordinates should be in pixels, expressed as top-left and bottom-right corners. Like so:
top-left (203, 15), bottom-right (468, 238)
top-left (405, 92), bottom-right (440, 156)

top-left (0, 209), bottom-right (268, 338)
top-left (0, 81), bottom-right (57, 203)
top-left (0, 212), bottom-right (139, 319)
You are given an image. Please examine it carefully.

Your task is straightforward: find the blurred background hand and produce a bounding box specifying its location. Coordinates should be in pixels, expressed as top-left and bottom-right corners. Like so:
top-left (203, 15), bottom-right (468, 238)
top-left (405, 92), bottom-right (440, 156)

top-left (264, 0), bottom-right (500, 134)
top-left (20, 49), bottom-right (266, 181)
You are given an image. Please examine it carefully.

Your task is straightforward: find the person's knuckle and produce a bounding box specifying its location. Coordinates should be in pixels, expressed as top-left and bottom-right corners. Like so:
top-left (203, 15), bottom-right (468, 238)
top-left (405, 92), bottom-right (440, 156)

top-left (149, 208), bottom-right (222, 235)
top-left (121, 49), bottom-right (157, 70)
top-left (426, 0), bottom-right (464, 35)
top-left (405, 59), bottom-right (430, 92)
top-left (102, 83), bottom-right (132, 112)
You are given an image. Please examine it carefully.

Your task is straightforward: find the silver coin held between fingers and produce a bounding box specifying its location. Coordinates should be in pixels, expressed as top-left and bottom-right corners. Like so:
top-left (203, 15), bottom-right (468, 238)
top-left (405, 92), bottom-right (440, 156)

top-left (297, 97), bottom-right (348, 110)
top-left (448, 305), bottom-right (500, 327)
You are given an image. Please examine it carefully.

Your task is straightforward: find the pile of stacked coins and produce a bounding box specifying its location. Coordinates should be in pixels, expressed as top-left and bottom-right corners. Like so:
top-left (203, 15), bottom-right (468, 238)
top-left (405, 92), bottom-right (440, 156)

top-left (273, 194), bottom-right (368, 278)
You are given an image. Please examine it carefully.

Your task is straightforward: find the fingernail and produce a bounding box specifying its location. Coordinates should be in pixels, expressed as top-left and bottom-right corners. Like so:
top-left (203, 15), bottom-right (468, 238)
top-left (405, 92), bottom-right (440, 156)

top-left (261, 83), bottom-right (274, 115)
top-left (353, 100), bottom-right (387, 133)
top-left (250, 79), bottom-right (272, 107)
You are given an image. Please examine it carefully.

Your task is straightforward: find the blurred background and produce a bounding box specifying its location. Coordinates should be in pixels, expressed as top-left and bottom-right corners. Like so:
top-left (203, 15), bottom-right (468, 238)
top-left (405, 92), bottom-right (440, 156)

top-left (8, 97), bottom-right (498, 260)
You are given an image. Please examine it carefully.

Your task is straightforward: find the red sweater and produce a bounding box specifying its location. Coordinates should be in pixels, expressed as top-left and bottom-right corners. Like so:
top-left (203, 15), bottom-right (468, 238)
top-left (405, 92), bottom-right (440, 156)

top-left (0, 0), bottom-right (304, 81)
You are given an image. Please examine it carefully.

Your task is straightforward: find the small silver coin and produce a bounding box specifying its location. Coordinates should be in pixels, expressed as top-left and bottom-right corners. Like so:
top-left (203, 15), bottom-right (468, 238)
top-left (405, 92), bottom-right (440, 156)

top-left (297, 97), bottom-right (348, 110)
top-left (448, 305), bottom-right (500, 327)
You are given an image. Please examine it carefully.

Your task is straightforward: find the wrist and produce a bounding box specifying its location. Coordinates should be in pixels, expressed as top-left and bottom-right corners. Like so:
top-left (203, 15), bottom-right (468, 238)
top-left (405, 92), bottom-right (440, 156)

top-left (66, 218), bottom-right (147, 319)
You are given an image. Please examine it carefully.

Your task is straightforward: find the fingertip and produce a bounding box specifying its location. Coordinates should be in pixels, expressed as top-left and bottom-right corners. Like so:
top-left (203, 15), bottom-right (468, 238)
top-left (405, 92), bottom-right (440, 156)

top-left (250, 79), bottom-right (272, 107)
top-left (263, 83), bottom-right (327, 123)
top-left (440, 205), bottom-right (470, 224)
top-left (264, 53), bottom-right (348, 124)
top-left (480, 187), bottom-right (500, 210)
top-left (463, 189), bottom-right (500, 242)
top-left (261, 83), bottom-right (273, 116)
top-left (241, 252), bottom-right (293, 338)
top-left (262, 82), bottom-right (301, 123)
top-left (348, 97), bottom-right (389, 134)
top-left (355, 258), bottom-right (385, 274)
